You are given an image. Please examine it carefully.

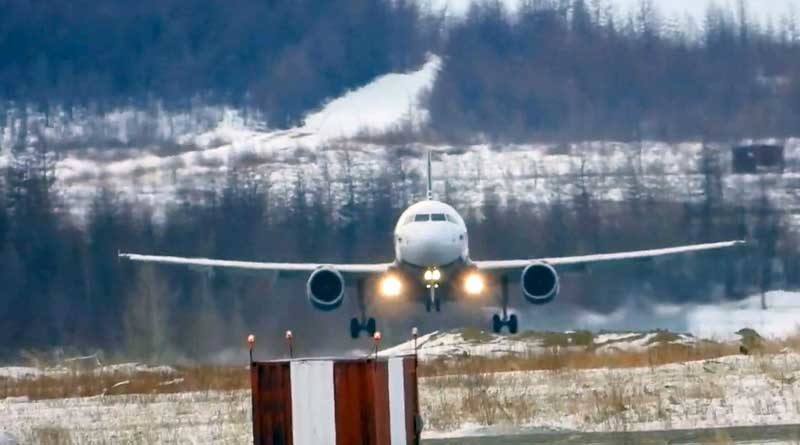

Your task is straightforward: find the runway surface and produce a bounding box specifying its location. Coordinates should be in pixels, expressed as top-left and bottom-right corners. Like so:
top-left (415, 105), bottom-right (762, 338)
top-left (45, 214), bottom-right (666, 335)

top-left (426, 424), bottom-right (800, 444)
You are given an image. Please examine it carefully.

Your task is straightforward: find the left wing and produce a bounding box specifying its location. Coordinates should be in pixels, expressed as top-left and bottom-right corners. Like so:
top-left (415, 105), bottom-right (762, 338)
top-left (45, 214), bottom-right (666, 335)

top-left (473, 240), bottom-right (746, 272)
top-left (119, 253), bottom-right (391, 276)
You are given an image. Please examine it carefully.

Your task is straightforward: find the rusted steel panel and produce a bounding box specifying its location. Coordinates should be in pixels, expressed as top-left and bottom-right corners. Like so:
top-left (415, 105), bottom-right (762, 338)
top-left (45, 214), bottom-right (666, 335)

top-left (371, 361), bottom-right (391, 445)
top-left (251, 357), bottom-right (418, 445)
top-left (403, 358), bottom-right (420, 445)
top-left (333, 361), bottom-right (391, 445)
top-left (251, 363), bottom-right (293, 445)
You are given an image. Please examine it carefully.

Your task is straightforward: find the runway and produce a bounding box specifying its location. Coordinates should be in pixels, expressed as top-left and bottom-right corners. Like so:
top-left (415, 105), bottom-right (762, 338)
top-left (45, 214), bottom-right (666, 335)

top-left (426, 424), bottom-right (800, 444)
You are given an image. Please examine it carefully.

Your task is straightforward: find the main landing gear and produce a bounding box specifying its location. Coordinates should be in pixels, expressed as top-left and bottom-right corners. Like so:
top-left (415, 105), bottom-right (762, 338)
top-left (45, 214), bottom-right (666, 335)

top-left (350, 279), bottom-right (377, 339)
top-left (492, 275), bottom-right (518, 334)
top-left (425, 285), bottom-right (441, 313)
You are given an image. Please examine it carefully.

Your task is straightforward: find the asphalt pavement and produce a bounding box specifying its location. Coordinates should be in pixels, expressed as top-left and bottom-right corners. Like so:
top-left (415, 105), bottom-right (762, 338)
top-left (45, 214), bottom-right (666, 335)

top-left (425, 424), bottom-right (800, 444)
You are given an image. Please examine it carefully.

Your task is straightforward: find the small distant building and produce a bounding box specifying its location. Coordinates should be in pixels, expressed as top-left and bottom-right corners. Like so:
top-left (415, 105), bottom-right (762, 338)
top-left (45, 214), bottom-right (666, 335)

top-left (731, 144), bottom-right (785, 174)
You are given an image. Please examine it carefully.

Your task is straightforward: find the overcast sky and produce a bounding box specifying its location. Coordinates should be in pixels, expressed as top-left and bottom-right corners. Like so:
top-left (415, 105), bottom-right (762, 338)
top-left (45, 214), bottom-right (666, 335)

top-left (429, 0), bottom-right (800, 23)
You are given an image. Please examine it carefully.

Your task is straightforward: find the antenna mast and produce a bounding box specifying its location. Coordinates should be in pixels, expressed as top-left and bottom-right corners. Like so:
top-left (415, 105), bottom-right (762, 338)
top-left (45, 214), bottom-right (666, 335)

top-left (426, 151), bottom-right (433, 200)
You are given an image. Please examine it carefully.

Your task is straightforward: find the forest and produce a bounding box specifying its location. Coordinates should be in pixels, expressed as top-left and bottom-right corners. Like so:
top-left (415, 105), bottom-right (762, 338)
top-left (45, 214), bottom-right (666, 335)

top-left (427, 0), bottom-right (800, 141)
top-left (0, 0), bottom-right (432, 127)
top-left (2, 0), bottom-right (800, 360)
top-left (1, 1), bottom-right (800, 142)
top-left (0, 146), bottom-right (794, 361)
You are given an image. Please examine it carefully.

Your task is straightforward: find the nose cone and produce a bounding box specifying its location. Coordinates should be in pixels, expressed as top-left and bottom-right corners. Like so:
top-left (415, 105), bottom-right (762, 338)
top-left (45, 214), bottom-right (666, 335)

top-left (400, 224), bottom-right (462, 267)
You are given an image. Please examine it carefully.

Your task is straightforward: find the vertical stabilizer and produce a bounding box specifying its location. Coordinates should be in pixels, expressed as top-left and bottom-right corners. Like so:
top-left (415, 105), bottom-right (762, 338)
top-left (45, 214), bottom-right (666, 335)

top-left (426, 151), bottom-right (433, 200)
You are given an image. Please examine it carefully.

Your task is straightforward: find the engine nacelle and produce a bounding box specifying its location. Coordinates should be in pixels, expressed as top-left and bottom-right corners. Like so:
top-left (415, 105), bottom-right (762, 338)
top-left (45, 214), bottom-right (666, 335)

top-left (521, 262), bottom-right (559, 305)
top-left (307, 267), bottom-right (345, 311)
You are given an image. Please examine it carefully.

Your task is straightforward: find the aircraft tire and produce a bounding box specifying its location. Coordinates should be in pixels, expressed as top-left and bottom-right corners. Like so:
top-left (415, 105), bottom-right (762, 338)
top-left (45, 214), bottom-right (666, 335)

top-left (365, 318), bottom-right (377, 336)
top-left (350, 318), bottom-right (361, 339)
top-left (492, 314), bottom-right (502, 334)
top-left (508, 314), bottom-right (518, 334)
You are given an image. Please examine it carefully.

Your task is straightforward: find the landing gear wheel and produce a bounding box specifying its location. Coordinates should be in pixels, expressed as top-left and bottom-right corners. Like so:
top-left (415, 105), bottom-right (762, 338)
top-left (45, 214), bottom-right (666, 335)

top-left (508, 314), bottom-right (518, 334)
top-left (425, 300), bottom-right (432, 313)
top-left (365, 318), bottom-right (377, 336)
top-left (350, 318), bottom-right (361, 339)
top-left (434, 298), bottom-right (441, 312)
top-left (490, 275), bottom-right (520, 335)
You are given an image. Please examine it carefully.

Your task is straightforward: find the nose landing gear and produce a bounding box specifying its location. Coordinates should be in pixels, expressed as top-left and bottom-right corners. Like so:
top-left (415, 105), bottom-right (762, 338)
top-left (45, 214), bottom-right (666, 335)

top-left (423, 267), bottom-right (442, 313)
top-left (492, 275), bottom-right (518, 334)
top-left (425, 283), bottom-right (441, 313)
top-left (350, 316), bottom-right (377, 339)
top-left (350, 279), bottom-right (378, 339)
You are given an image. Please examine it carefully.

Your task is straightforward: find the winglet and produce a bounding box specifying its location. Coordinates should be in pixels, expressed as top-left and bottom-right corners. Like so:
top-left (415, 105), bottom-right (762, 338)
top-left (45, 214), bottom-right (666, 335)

top-left (426, 150), bottom-right (433, 200)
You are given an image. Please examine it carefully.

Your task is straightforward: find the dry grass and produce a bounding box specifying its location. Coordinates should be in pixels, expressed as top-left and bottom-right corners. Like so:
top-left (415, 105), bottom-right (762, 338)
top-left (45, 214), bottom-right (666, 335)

top-left (4, 329), bottom-right (800, 407)
top-left (32, 427), bottom-right (72, 445)
top-left (419, 341), bottom-right (740, 377)
top-left (0, 366), bottom-right (248, 401)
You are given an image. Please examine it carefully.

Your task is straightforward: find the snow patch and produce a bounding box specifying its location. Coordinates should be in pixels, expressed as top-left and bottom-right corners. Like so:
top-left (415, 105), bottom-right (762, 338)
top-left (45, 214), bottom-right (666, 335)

top-left (0, 363), bottom-right (177, 382)
top-left (0, 367), bottom-right (43, 380)
top-left (687, 290), bottom-right (800, 340)
top-left (303, 54), bottom-right (440, 139)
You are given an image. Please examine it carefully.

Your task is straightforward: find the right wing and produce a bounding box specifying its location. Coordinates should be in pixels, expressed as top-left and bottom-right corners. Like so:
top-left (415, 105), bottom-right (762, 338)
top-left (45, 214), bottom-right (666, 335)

top-left (473, 240), bottom-right (746, 273)
top-left (119, 253), bottom-right (391, 277)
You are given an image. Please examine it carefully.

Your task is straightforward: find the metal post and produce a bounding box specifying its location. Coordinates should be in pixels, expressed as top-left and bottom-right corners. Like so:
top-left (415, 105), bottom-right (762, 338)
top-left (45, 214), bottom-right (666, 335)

top-left (412, 327), bottom-right (419, 356)
top-left (247, 334), bottom-right (255, 364)
top-left (373, 331), bottom-right (382, 359)
top-left (285, 330), bottom-right (294, 358)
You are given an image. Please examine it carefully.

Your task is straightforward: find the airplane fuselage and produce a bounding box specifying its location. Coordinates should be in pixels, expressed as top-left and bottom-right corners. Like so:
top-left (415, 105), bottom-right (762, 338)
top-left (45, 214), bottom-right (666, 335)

top-left (394, 200), bottom-right (468, 268)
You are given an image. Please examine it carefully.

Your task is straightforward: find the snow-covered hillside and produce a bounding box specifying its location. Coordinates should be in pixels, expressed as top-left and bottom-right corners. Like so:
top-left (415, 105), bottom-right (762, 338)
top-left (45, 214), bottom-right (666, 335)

top-left (3, 53), bottom-right (799, 225)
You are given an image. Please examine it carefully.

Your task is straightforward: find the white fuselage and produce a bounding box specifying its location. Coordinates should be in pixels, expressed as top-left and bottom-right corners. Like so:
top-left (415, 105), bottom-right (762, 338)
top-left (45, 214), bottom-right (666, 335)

top-left (394, 200), bottom-right (469, 269)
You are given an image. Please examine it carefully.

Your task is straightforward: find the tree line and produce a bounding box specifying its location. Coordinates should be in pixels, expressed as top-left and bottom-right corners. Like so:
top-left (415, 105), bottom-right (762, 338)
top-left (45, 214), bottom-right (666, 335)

top-left (0, 146), bottom-right (794, 362)
top-left (0, 0), bottom-right (433, 128)
top-left (427, 0), bottom-right (800, 141)
top-left (3, 1), bottom-right (800, 145)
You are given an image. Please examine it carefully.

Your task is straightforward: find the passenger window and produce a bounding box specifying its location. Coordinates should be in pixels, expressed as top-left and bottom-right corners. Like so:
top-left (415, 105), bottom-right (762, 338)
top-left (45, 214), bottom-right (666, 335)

top-left (414, 214), bottom-right (430, 222)
top-left (431, 213), bottom-right (446, 221)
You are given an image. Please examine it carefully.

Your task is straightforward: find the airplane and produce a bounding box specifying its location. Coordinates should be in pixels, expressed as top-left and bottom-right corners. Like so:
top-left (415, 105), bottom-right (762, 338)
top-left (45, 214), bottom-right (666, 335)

top-left (119, 152), bottom-right (746, 339)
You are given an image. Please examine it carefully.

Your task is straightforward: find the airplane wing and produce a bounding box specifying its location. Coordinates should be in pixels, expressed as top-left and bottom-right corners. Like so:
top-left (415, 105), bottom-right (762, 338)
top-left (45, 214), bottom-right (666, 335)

top-left (118, 253), bottom-right (391, 276)
top-left (473, 240), bottom-right (746, 272)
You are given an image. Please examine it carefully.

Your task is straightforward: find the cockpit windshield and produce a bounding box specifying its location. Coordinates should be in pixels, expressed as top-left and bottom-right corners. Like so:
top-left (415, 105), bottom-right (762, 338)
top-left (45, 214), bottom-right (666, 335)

top-left (404, 212), bottom-right (460, 225)
top-left (414, 214), bottom-right (430, 222)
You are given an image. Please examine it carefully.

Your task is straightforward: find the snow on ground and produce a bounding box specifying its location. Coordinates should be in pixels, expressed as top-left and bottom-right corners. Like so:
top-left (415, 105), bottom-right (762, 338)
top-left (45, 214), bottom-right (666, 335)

top-left (0, 390), bottom-right (250, 444)
top-left (0, 367), bottom-right (43, 380)
top-left (2, 352), bottom-right (800, 442)
top-left (0, 363), bottom-right (176, 381)
top-left (687, 291), bottom-right (800, 340)
top-left (379, 327), bottom-right (697, 361)
top-left (422, 352), bottom-right (800, 436)
top-left (302, 54), bottom-right (439, 140)
top-left (379, 329), bottom-right (538, 360)
top-left (565, 291), bottom-right (800, 342)
top-left (0, 432), bottom-right (18, 445)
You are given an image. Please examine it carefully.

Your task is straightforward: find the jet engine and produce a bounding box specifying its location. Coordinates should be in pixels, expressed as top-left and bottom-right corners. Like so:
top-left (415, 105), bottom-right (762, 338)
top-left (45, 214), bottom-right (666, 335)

top-left (307, 267), bottom-right (345, 311)
top-left (521, 262), bottom-right (559, 305)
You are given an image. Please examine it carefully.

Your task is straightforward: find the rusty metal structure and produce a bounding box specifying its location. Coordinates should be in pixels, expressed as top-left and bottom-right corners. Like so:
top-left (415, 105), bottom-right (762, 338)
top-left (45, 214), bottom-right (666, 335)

top-left (250, 356), bottom-right (421, 445)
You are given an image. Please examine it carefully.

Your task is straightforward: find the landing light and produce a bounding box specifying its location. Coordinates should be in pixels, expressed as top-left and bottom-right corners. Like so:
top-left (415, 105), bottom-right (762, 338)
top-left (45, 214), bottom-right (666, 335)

top-left (464, 273), bottom-right (485, 295)
top-left (424, 268), bottom-right (442, 282)
top-left (380, 275), bottom-right (403, 298)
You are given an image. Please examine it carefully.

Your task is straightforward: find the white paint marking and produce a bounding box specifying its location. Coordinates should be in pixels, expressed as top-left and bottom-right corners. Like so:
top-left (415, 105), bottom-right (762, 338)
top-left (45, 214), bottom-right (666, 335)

top-left (388, 358), bottom-right (407, 445)
top-left (290, 360), bottom-right (336, 445)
